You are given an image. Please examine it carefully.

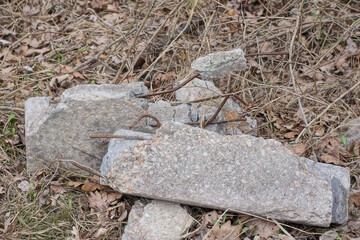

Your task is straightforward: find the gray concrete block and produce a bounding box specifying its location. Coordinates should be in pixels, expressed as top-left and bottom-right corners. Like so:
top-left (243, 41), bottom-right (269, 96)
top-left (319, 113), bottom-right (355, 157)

top-left (191, 48), bottom-right (246, 80)
top-left (25, 83), bottom-right (148, 173)
top-left (147, 100), bottom-right (174, 127)
top-left (122, 200), bottom-right (193, 240)
top-left (105, 122), bottom-right (349, 227)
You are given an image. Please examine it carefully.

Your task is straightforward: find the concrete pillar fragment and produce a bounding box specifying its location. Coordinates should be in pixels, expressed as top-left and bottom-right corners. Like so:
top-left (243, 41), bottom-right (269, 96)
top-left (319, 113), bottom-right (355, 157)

top-left (103, 122), bottom-right (349, 227)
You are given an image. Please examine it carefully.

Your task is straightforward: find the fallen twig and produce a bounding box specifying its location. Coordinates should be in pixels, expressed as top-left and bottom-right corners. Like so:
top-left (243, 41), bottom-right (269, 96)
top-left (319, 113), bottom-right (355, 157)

top-left (203, 96), bottom-right (230, 128)
top-left (245, 51), bottom-right (289, 57)
top-left (60, 159), bottom-right (104, 178)
top-left (136, 72), bottom-right (200, 98)
top-left (186, 117), bottom-right (246, 126)
top-left (89, 134), bottom-right (148, 140)
top-left (129, 113), bottom-right (161, 129)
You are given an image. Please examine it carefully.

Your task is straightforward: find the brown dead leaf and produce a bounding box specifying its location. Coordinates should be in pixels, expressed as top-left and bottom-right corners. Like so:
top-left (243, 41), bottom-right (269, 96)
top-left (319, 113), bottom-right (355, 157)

top-left (291, 143), bottom-right (307, 156)
top-left (248, 220), bottom-right (279, 239)
top-left (50, 182), bottom-right (66, 194)
top-left (106, 5), bottom-right (118, 12)
top-left (1, 66), bottom-right (14, 75)
top-left (349, 192), bottom-right (360, 207)
top-left (207, 220), bottom-right (241, 240)
top-left (335, 56), bottom-right (348, 72)
top-left (106, 192), bottom-right (123, 203)
top-left (284, 132), bottom-right (296, 139)
top-left (313, 125), bottom-right (325, 137)
top-left (72, 72), bottom-right (85, 79)
top-left (300, 65), bottom-right (324, 81)
top-left (81, 179), bottom-right (106, 192)
top-left (88, 191), bottom-right (109, 212)
top-left (50, 74), bottom-right (72, 88)
top-left (226, 9), bottom-right (240, 16)
top-left (23, 38), bottom-right (43, 48)
top-left (18, 180), bottom-right (30, 192)
top-left (22, 5), bottom-right (40, 16)
top-left (24, 47), bottom-right (50, 57)
top-left (349, 141), bottom-right (360, 156)
top-left (203, 210), bottom-right (219, 228)
top-left (224, 109), bottom-right (240, 121)
top-left (260, 42), bottom-right (273, 53)
top-left (345, 38), bottom-right (358, 54)
top-left (93, 227), bottom-right (108, 239)
top-left (78, 195), bottom-right (90, 211)
top-left (5, 52), bottom-right (20, 62)
top-left (87, 191), bottom-right (123, 222)
top-left (320, 153), bottom-right (347, 167)
top-left (67, 181), bottom-right (83, 188)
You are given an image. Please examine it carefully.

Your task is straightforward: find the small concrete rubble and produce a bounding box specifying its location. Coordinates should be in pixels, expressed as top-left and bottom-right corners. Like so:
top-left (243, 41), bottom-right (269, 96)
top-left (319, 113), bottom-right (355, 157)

top-left (25, 83), bottom-right (148, 173)
top-left (339, 117), bottom-right (360, 147)
top-left (191, 48), bottom-right (247, 80)
top-left (122, 200), bottom-right (193, 240)
top-left (104, 122), bottom-right (350, 227)
top-left (175, 77), bottom-right (257, 135)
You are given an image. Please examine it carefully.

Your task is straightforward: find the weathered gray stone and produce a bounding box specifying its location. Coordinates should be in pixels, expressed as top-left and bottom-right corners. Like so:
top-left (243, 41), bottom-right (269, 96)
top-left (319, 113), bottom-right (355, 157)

top-left (191, 48), bottom-right (246, 80)
top-left (339, 117), bottom-right (360, 147)
top-left (105, 122), bottom-right (349, 227)
top-left (25, 83), bottom-right (148, 173)
top-left (122, 200), bottom-right (193, 240)
top-left (175, 78), bottom-right (257, 135)
top-left (147, 100), bottom-right (174, 127)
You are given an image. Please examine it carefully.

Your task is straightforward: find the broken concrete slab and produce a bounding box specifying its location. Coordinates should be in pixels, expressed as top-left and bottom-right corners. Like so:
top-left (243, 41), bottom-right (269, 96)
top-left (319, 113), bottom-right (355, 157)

top-left (25, 83), bottom-right (148, 173)
top-left (191, 48), bottom-right (246, 80)
top-left (122, 200), bottom-right (193, 240)
top-left (104, 122), bottom-right (349, 227)
top-left (175, 77), bottom-right (256, 135)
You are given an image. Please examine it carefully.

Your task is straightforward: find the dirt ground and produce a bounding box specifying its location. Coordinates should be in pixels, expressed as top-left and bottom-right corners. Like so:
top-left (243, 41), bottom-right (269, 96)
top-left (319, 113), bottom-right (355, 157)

top-left (1, 0), bottom-right (360, 239)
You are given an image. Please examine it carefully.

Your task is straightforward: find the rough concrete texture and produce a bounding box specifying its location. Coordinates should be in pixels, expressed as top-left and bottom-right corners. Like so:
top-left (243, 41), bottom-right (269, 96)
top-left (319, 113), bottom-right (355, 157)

top-left (25, 83), bottom-right (148, 173)
top-left (100, 129), bottom-right (153, 184)
top-left (105, 122), bottom-right (349, 227)
top-left (191, 48), bottom-right (246, 79)
top-left (147, 100), bottom-right (174, 126)
top-left (122, 200), bottom-right (193, 240)
top-left (175, 78), bottom-right (257, 135)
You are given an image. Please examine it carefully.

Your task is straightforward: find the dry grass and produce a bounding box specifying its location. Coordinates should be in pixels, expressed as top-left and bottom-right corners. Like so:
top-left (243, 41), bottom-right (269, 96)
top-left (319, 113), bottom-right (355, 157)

top-left (1, 0), bottom-right (360, 239)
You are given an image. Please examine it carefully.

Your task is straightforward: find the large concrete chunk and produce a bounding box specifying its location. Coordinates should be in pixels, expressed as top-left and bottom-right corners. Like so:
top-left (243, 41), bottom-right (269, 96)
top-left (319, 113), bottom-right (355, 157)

top-left (191, 48), bottom-right (246, 79)
top-left (105, 122), bottom-right (349, 227)
top-left (122, 200), bottom-right (193, 240)
top-left (25, 83), bottom-right (148, 173)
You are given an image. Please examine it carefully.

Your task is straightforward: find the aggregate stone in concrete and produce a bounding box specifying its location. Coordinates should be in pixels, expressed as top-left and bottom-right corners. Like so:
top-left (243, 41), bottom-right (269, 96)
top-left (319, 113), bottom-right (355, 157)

top-left (100, 129), bottom-right (153, 184)
top-left (122, 200), bottom-right (193, 240)
top-left (25, 83), bottom-right (148, 173)
top-left (175, 77), bottom-right (256, 135)
top-left (105, 122), bottom-right (350, 227)
top-left (191, 48), bottom-right (247, 80)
